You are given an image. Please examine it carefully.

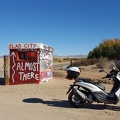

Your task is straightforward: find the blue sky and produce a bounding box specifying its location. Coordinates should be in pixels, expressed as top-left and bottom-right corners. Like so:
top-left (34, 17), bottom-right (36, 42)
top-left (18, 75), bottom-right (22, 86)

top-left (0, 0), bottom-right (120, 56)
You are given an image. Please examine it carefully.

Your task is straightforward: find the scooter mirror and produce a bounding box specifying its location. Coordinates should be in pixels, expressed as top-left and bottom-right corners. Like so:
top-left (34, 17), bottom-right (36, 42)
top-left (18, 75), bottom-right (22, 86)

top-left (113, 67), bottom-right (116, 70)
top-left (113, 66), bottom-right (119, 71)
top-left (99, 69), bottom-right (104, 72)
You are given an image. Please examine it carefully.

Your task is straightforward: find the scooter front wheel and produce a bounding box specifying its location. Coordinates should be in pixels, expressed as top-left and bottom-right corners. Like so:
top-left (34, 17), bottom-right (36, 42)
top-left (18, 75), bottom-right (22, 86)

top-left (68, 91), bottom-right (85, 108)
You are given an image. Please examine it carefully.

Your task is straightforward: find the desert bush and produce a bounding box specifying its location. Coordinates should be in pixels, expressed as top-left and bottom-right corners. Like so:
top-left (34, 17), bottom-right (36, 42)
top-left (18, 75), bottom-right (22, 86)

top-left (63, 58), bottom-right (81, 61)
top-left (53, 57), bottom-right (81, 63)
top-left (53, 58), bottom-right (63, 63)
top-left (69, 58), bottom-right (99, 67)
top-left (96, 57), bottom-right (108, 68)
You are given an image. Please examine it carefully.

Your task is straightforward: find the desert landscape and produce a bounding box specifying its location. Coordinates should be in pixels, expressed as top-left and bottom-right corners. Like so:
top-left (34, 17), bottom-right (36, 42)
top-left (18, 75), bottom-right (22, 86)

top-left (0, 58), bottom-right (120, 120)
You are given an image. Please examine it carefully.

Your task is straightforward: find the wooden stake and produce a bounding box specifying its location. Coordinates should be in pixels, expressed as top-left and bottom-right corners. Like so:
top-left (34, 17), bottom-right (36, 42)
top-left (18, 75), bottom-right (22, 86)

top-left (4, 55), bottom-right (9, 85)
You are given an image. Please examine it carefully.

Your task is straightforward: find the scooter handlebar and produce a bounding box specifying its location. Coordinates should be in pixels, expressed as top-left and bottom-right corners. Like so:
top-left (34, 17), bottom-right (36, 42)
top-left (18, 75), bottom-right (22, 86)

top-left (102, 70), bottom-right (118, 80)
top-left (102, 75), bottom-right (110, 79)
top-left (102, 76), bottom-right (107, 79)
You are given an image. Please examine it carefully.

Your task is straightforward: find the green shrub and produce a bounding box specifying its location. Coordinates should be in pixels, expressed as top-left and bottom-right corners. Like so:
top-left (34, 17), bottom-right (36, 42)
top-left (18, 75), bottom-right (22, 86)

top-left (88, 38), bottom-right (120, 60)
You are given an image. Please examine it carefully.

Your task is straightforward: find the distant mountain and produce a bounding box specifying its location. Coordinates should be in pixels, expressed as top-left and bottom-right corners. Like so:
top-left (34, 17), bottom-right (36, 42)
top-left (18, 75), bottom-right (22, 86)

top-left (54, 54), bottom-right (87, 58)
top-left (0, 55), bottom-right (87, 58)
top-left (0, 56), bottom-right (3, 58)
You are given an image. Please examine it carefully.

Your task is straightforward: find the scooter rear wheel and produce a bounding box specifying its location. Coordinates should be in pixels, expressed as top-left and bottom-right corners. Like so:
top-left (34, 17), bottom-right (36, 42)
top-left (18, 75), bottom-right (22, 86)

top-left (68, 91), bottom-right (85, 108)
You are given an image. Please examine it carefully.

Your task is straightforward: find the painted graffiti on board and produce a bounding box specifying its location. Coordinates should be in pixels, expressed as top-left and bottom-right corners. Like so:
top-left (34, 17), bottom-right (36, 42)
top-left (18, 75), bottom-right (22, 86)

top-left (16, 62), bottom-right (39, 81)
top-left (9, 43), bottom-right (38, 49)
top-left (9, 43), bottom-right (53, 84)
top-left (43, 44), bottom-right (53, 52)
top-left (40, 70), bottom-right (53, 82)
top-left (10, 51), bottom-right (40, 83)
top-left (40, 49), bottom-right (53, 81)
top-left (40, 49), bottom-right (53, 70)
top-left (10, 52), bottom-right (16, 83)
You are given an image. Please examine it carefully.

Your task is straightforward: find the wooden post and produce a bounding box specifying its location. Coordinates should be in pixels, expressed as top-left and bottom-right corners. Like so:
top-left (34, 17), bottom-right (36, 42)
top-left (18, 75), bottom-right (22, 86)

top-left (4, 55), bottom-right (9, 85)
top-left (70, 59), bottom-right (73, 66)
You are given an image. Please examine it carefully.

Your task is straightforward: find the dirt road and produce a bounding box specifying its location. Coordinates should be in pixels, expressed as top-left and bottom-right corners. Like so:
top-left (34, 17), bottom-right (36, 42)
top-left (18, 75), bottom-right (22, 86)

top-left (0, 58), bottom-right (120, 120)
top-left (0, 77), bottom-right (120, 120)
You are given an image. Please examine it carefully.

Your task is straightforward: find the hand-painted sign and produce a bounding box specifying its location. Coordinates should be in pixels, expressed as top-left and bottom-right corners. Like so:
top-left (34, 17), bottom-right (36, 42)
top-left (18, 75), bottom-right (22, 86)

top-left (9, 43), bottom-right (37, 49)
top-left (10, 49), bottom-right (40, 84)
top-left (9, 43), bottom-right (53, 51)
top-left (9, 43), bottom-right (53, 85)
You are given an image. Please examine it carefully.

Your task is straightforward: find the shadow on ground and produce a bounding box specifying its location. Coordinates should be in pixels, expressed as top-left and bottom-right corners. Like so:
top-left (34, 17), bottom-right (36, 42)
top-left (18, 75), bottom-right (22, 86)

top-left (23, 98), bottom-right (70, 108)
top-left (0, 77), bottom-right (4, 85)
top-left (22, 98), bottom-right (120, 111)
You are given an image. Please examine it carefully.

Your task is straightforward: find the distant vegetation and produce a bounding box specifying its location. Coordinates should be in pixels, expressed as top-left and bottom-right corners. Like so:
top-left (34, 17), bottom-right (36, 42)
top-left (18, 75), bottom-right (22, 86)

top-left (53, 57), bottom-right (110, 68)
top-left (54, 39), bottom-right (120, 68)
top-left (1, 39), bottom-right (120, 69)
top-left (53, 57), bottom-right (81, 63)
top-left (87, 38), bottom-right (120, 60)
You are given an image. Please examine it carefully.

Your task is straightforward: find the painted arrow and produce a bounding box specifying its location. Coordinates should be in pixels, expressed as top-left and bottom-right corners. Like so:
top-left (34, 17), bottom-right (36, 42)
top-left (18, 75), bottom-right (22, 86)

top-left (10, 52), bottom-right (16, 83)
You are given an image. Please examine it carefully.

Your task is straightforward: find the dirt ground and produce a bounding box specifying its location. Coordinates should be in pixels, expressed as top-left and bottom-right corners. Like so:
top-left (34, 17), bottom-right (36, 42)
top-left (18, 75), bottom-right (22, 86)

top-left (0, 58), bottom-right (120, 120)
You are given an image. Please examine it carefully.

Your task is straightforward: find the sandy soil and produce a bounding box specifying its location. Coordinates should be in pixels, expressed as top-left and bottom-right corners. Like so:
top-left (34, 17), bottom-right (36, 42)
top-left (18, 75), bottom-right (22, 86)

top-left (0, 58), bottom-right (120, 120)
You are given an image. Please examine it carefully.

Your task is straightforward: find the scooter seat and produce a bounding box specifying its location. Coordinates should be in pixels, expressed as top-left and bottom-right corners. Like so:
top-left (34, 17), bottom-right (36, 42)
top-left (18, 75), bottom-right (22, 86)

top-left (95, 82), bottom-right (105, 91)
top-left (79, 78), bottom-right (105, 91)
top-left (79, 78), bottom-right (95, 84)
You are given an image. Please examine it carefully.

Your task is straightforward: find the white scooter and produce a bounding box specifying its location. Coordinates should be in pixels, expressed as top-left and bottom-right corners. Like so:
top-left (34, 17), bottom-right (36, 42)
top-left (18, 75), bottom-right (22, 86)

top-left (66, 65), bottom-right (120, 107)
